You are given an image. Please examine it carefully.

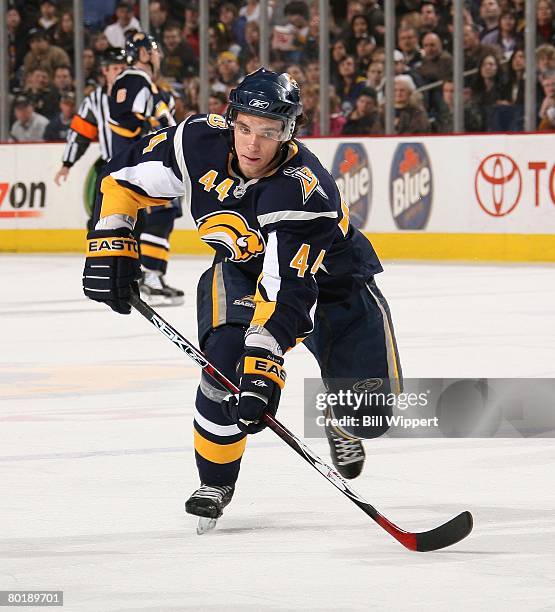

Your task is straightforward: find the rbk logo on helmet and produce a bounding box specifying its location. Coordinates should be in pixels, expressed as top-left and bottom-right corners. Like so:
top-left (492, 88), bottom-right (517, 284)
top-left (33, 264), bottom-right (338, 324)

top-left (197, 212), bottom-right (265, 262)
top-left (249, 99), bottom-right (270, 109)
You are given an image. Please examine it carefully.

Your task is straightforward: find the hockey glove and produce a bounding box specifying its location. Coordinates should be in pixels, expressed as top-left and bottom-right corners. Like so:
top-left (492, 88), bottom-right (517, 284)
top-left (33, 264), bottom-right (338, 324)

top-left (83, 228), bottom-right (141, 314)
top-left (222, 348), bottom-right (286, 434)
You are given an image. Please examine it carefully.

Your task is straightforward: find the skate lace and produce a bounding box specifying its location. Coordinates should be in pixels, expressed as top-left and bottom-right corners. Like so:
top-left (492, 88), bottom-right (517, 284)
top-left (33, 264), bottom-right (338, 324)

top-left (333, 436), bottom-right (364, 464)
top-left (195, 484), bottom-right (233, 501)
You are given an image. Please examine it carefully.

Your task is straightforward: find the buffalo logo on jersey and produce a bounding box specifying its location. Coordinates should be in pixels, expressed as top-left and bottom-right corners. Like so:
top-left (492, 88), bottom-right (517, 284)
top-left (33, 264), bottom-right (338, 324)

top-left (87, 236), bottom-right (139, 258)
top-left (196, 211), bottom-right (265, 262)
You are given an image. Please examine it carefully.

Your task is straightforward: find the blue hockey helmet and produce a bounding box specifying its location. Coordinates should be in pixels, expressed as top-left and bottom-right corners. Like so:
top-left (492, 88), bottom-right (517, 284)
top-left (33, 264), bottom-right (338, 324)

top-left (125, 32), bottom-right (158, 65)
top-left (227, 67), bottom-right (303, 141)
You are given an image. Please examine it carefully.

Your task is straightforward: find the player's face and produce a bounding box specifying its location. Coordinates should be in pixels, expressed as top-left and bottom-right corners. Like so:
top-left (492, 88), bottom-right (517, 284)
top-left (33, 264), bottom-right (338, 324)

top-left (102, 63), bottom-right (125, 86)
top-left (234, 113), bottom-right (283, 179)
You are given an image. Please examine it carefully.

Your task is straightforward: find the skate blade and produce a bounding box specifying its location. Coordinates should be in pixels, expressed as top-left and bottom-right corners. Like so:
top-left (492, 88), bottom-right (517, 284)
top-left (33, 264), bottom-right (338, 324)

top-left (197, 517), bottom-right (217, 535)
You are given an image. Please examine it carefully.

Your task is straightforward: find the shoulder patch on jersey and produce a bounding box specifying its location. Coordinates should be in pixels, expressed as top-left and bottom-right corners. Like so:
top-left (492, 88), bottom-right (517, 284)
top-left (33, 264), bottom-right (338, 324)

top-left (206, 113), bottom-right (227, 129)
top-left (116, 88), bottom-right (127, 103)
top-left (283, 166), bottom-right (328, 204)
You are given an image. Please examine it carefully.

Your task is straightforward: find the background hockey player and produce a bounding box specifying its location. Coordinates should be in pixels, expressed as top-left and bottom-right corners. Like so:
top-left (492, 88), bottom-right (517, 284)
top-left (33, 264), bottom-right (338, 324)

top-left (54, 48), bottom-right (127, 229)
top-left (83, 68), bottom-right (401, 528)
top-left (108, 31), bottom-right (184, 306)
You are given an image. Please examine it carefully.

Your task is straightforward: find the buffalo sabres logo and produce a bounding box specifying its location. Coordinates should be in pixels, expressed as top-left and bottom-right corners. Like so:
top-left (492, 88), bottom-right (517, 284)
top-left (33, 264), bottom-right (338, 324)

top-left (196, 211), bottom-right (265, 262)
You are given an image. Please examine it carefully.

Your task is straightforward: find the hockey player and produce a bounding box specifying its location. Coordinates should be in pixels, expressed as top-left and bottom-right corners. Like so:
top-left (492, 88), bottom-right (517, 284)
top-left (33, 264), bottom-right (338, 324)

top-left (54, 48), bottom-right (127, 228)
top-left (83, 68), bottom-right (401, 527)
top-left (109, 31), bottom-right (184, 306)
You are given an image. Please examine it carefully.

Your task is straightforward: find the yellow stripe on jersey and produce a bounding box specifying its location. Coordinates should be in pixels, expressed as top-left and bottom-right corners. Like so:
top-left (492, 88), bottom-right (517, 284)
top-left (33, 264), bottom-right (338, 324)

top-left (140, 243), bottom-right (169, 262)
top-left (99, 176), bottom-right (169, 220)
top-left (109, 123), bottom-right (142, 138)
top-left (194, 429), bottom-right (247, 464)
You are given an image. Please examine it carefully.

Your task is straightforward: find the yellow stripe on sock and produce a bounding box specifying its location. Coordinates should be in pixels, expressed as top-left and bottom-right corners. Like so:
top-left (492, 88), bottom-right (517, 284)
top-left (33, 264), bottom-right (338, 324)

top-left (194, 429), bottom-right (246, 464)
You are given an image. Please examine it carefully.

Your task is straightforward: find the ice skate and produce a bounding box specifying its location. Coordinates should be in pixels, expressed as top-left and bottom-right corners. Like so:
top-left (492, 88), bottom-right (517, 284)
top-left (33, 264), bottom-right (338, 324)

top-left (139, 269), bottom-right (184, 307)
top-left (185, 484), bottom-right (235, 534)
top-left (325, 408), bottom-right (366, 479)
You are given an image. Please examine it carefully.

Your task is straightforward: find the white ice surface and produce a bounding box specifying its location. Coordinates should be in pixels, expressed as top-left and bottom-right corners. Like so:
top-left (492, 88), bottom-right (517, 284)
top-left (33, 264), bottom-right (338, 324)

top-left (0, 255), bottom-right (554, 612)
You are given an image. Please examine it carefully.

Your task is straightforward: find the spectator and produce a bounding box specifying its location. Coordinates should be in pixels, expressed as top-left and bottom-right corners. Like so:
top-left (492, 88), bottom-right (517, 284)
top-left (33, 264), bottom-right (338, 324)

top-left (419, 1), bottom-right (450, 47)
top-left (104, 1), bottom-right (141, 48)
top-left (330, 39), bottom-right (348, 82)
top-left (482, 8), bottom-right (521, 60)
top-left (365, 0), bottom-right (385, 44)
top-left (305, 60), bottom-right (320, 85)
top-left (271, 0), bottom-right (310, 65)
top-left (297, 84), bottom-right (319, 136)
top-left (539, 70), bottom-right (555, 130)
top-left (397, 25), bottom-right (423, 69)
top-left (434, 80), bottom-right (483, 132)
top-left (239, 0), bottom-right (273, 24)
top-left (536, 0), bottom-right (555, 46)
top-left (7, 7), bottom-right (27, 84)
top-left (83, 48), bottom-right (100, 88)
top-left (328, 92), bottom-right (348, 136)
top-left (342, 87), bottom-right (383, 135)
top-left (285, 64), bottom-right (306, 87)
top-left (365, 60), bottom-right (384, 103)
top-left (346, 14), bottom-right (371, 54)
top-left (23, 28), bottom-right (70, 80)
top-left (44, 91), bottom-right (76, 141)
top-left (53, 11), bottom-right (75, 58)
top-left (10, 95), bottom-right (49, 142)
top-left (150, 0), bottom-right (169, 43)
top-left (506, 46), bottom-right (525, 105)
top-left (394, 49), bottom-right (424, 87)
top-left (463, 23), bottom-right (500, 72)
top-left (334, 54), bottom-right (367, 114)
top-left (21, 67), bottom-right (59, 119)
top-left (91, 33), bottom-right (111, 55)
top-left (536, 44), bottom-right (555, 80)
top-left (393, 75), bottom-right (430, 134)
top-left (469, 53), bottom-right (509, 130)
top-left (183, 4), bottom-right (199, 58)
top-left (37, 0), bottom-right (59, 39)
top-left (418, 32), bottom-right (453, 83)
top-left (208, 91), bottom-right (228, 115)
top-left (479, 0), bottom-right (501, 40)
top-left (219, 3), bottom-right (245, 49)
top-left (209, 23), bottom-right (241, 61)
top-left (242, 21), bottom-right (260, 64)
top-left (161, 24), bottom-right (197, 81)
top-left (338, 0), bottom-right (366, 39)
top-left (52, 65), bottom-right (73, 100)
top-left (355, 34), bottom-right (377, 75)
top-left (245, 55), bottom-right (261, 75)
top-left (215, 51), bottom-right (242, 94)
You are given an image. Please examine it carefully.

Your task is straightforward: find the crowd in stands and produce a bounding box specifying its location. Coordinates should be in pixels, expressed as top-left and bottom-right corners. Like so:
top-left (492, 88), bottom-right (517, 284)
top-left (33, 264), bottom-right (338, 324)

top-left (6, 0), bottom-right (555, 142)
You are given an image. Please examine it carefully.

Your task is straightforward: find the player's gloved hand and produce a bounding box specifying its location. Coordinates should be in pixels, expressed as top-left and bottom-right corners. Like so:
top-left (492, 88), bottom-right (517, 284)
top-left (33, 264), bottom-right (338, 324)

top-left (82, 228), bottom-right (141, 314)
top-left (222, 348), bottom-right (286, 434)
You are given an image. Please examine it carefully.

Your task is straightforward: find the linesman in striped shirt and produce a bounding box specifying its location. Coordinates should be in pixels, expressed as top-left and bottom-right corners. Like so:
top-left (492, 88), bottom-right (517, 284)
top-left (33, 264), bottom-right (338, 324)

top-left (54, 48), bottom-right (127, 227)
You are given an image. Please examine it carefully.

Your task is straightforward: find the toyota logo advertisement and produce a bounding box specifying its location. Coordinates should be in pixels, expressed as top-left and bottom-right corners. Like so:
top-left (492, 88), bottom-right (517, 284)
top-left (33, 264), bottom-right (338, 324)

top-left (475, 154), bottom-right (522, 217)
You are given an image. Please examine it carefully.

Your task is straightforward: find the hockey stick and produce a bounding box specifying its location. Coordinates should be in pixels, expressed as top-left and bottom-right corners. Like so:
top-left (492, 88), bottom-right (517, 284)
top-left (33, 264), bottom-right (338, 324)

top-left (129, 293), bottom-right (473, 551)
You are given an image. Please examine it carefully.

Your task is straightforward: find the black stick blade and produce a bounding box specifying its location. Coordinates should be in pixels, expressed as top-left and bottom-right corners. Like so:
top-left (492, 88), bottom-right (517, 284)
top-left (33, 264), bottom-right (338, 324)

top-left (415, 511), bottom-right (473, 552)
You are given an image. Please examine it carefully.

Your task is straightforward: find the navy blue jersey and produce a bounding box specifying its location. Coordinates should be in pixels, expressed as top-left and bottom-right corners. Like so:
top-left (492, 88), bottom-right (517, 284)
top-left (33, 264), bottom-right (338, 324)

top-left (97, 113), bottom-right (382, 351)
top-left (109, 68), bottom-right (157, 141)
